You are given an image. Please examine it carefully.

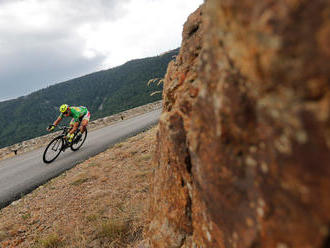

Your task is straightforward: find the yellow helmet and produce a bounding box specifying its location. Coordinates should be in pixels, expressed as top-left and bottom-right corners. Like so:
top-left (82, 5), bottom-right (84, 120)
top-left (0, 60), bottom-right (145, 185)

top-left (59, 104), bottom-right (69, 113)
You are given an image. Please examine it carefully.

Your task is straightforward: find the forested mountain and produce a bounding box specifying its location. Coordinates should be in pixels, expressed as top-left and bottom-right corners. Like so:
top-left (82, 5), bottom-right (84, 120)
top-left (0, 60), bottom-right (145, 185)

top-left (0, 48), bottom-right (179, 148)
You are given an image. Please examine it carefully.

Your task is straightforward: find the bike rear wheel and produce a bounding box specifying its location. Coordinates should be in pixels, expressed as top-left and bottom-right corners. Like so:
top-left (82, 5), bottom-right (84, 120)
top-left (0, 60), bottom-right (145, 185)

top-left (43, 136), bottom-right (64, 163)
top-left (71, 129), bottom-right (87, 151)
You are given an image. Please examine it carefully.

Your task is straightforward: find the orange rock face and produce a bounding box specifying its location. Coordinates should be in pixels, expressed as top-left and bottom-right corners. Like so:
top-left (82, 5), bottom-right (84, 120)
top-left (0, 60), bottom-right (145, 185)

top-left (146, 1), bottom-right (330, 247)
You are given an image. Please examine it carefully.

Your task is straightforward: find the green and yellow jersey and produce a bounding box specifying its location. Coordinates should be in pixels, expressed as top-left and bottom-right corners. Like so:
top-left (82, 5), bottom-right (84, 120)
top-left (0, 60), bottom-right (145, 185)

top-left (59, 106), bottom-right (88, 122)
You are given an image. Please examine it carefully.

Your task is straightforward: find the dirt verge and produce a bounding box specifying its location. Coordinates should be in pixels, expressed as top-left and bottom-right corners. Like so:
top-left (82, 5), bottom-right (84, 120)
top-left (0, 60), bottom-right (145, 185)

top-left (0, 126), bottom-right (157, 248)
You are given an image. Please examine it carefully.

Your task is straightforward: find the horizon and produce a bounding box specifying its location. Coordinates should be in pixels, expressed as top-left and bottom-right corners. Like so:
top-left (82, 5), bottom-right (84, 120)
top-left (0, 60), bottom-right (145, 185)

top-left (0, 47), bottom-right (179, 103)
top-left (0, 0), bottom-right (203, 102)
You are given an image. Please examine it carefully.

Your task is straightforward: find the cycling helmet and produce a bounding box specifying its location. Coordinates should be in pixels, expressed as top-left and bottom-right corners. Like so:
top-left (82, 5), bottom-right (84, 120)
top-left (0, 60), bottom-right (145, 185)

top-left (60, 104), bottom-right (69, 113)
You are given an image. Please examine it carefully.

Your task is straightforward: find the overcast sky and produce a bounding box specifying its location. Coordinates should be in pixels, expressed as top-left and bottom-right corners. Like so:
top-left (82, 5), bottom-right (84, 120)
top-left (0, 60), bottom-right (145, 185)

top-left (0, 0), bottom-right (203, 101)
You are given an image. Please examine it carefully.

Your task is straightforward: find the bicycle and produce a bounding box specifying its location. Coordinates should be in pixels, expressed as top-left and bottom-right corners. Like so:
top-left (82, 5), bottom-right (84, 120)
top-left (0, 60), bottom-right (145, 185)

top-left (43, 125), bottom-right (88, 163)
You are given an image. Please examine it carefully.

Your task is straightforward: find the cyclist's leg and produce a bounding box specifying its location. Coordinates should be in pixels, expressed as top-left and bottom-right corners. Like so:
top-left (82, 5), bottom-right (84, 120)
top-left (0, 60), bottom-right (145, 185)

top-left (69, 120), bottom-right (78, 138)
top-left (69, 118), bottom-right (75, 128)
top-left (80, 111), bottom-right (90, 133)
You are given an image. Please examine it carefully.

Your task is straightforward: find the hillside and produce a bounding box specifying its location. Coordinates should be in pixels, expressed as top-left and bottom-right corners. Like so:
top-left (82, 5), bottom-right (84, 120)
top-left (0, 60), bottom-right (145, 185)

top-left (0, 48), bottom-right (178, 148)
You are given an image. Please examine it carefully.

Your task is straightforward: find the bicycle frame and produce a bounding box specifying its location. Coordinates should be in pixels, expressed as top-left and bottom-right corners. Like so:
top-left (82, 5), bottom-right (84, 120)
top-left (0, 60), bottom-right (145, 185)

top-left (55, 126), bottom-right (71, 151)
top-left (61, 125), bottom-right (81, 145)
top-left (43, 124), bottom-right (88, 163)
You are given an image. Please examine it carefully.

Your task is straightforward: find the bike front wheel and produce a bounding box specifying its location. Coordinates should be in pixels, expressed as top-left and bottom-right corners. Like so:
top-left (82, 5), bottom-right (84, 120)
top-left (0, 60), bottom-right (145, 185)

top-left (43, 136), bottom-right (64, 163)
top-left (71, 129), bottom-right (88, 151)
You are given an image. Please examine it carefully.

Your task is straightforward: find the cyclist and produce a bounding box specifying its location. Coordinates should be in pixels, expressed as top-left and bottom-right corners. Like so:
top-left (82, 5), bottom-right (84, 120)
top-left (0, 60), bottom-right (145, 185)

top-left (47, 104), bottom-right (91, 142)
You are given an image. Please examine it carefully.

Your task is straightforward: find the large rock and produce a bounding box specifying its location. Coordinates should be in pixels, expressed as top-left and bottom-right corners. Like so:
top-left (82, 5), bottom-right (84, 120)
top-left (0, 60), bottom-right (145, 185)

top-left (146, 1), bottom-right (330, 247)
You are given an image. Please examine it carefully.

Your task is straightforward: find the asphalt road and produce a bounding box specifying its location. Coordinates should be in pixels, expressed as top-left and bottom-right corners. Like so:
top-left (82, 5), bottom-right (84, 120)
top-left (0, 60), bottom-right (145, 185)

top-left (0, 109), bottom-right (161, 209)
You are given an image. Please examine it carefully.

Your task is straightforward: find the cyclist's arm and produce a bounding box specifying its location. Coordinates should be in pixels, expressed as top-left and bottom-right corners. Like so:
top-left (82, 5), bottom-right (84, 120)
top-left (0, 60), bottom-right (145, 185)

top-left (53, 116), bottom-right (63, 127)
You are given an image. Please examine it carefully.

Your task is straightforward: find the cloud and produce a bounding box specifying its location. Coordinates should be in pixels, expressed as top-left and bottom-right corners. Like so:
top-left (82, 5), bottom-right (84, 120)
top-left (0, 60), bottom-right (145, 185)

top-left (0, 0), bottom-right (123, 100)
top-left (0, 34), bottom-right (106, 100)
top-left (78, 0), bottom-right (203, 67)
top-left (0, 0), bottom-right (203, 101)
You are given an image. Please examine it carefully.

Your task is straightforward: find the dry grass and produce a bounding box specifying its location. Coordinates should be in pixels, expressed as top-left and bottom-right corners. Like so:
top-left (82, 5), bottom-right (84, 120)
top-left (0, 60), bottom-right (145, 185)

top-left (0, 127), bottom-right (157, 248)
top-left (33, 233), bottom-right (62, 248)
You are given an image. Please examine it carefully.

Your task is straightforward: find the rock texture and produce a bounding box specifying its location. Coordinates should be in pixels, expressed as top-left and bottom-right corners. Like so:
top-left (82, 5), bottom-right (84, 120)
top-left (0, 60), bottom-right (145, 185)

top-left (146, 1), bottom-right (330, 248)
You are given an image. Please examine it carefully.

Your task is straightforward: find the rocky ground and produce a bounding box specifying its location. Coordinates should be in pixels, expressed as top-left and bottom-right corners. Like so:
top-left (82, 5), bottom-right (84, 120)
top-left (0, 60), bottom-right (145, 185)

top-left (0, 126), bottom-right (157, 248)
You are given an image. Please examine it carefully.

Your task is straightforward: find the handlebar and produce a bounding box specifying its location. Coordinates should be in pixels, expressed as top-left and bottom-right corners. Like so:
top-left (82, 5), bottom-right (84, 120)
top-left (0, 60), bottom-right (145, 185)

top-left (47, 125), bottom-right (72, 135)
top-left (57, 125), bottom-right (69, 129)
top-left (57, 126), bottom-right (71, 131)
